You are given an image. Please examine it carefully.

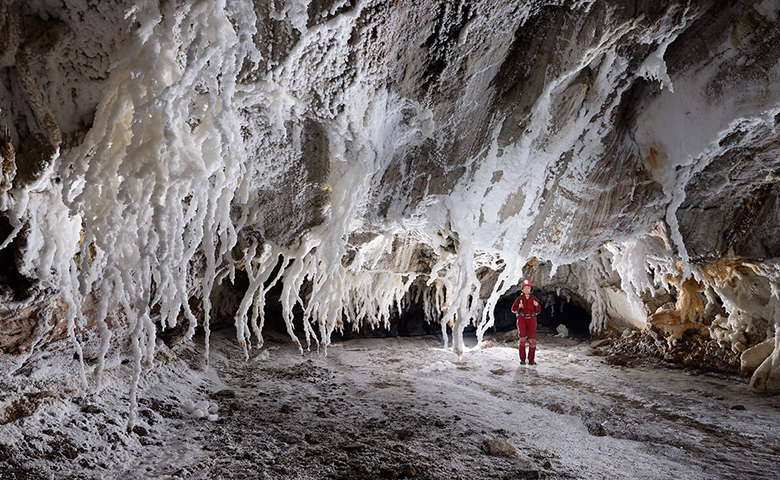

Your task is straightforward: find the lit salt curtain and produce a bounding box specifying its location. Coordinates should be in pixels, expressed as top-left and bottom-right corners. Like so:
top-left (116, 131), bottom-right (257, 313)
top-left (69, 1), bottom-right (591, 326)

top-left (271, 90), bottom-right (435, 354)
top-left (19, 184), bottom-right (86, 387)
top-left (330, 238), bottom-right (422, 338)
top-left (58, 0), bottom-right (261, 429)
top-left (232, 242), bottom-right (281, 359)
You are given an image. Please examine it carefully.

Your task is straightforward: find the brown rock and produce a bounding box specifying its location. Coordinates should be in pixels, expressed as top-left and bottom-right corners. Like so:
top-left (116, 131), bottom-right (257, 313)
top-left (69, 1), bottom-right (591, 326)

top-left (500, 329), bottom-right (520, 342)
top-left (740, 338), bottom-right (774, 375)
top-left (212, 389), bottom-right (236, 399)
top-left (379, 468), bottom-right (397, 479)
top-left (647, 309), bottom-right (706, 344)
top-left (62, 446), bottom-right (79, 460)
top-left (590, 338), bottom-right (612, 348)
top-left (484, 439), bottom-right (516, 457)
top-left (398, 464), bottom-right (417, 478)
top-left (587, 348), bottom-right (608, 356)
top-left (0, 298), bottom-right (97, 355)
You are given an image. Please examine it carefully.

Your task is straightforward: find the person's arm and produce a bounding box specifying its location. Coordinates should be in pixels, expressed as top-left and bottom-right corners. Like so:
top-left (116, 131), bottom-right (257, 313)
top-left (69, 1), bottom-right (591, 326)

top-left (511, 296), bottom-right (521, 314)
top-left (533, 296), bottom-right (541, 314)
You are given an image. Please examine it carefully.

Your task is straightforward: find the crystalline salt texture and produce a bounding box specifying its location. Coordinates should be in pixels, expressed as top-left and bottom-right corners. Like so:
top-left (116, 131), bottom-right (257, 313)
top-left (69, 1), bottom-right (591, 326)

top-left (635, 3), bottom-right (697, 93)
top-left (464, 19), bottom-right (658, 341)
top-left (46, 0), bottom-right (264, 428)
top-left (271, 0), bottom-right (311, 34)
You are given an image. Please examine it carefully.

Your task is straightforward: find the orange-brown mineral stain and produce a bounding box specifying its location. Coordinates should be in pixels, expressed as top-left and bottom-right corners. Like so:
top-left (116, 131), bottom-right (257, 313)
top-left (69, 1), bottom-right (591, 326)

top-left (647, 146), bottom-right (660, 169)
top-left (646, 142), bottom-right (668, 170)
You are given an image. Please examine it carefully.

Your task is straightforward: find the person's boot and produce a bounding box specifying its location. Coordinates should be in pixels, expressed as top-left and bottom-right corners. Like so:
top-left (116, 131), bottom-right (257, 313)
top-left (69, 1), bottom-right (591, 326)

top-left (528, 360), bottom-right (536, 365)
top-left (528, 348), bottom-right (536, 365)
top-left (520, 360), bottom-right (526, 365)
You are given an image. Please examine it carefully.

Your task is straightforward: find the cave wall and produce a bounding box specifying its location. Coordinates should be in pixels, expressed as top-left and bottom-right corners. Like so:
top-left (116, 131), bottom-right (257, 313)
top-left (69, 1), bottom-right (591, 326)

top-left (0, 0), bottom-right (779, 392)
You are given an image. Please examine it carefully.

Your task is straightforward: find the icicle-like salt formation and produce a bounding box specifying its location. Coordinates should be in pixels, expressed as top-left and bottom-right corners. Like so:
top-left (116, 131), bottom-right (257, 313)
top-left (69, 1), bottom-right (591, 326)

top-left (37, 0), bottom-right (264, 429)
top-left (461, 11), bottom-right (677, 340)
top-left (0, 0), bottom-right (449, 426)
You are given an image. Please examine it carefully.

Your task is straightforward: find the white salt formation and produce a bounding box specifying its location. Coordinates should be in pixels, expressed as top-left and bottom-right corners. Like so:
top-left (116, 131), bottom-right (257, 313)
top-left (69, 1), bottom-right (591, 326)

top-left (1, 0), bottom-right (780, 431)
top-left (183, 399), bottom-right (219, 422)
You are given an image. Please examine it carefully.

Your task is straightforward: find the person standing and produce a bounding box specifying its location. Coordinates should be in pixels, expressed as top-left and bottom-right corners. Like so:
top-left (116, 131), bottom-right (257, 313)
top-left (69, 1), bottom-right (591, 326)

top-left (511, 279), bottom-right (541, 365)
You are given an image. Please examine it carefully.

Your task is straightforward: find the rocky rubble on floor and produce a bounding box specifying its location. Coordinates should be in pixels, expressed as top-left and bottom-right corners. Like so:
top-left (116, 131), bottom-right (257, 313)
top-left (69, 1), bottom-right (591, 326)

top-left (602, 326), bottom-right (741, 373)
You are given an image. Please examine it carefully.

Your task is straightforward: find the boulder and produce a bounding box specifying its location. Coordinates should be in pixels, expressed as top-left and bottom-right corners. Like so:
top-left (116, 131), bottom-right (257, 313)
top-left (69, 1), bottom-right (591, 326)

top-left (484, 439), bottom-right (516, 457)
top-left (749, 344), bottom-right (780, 394)
top-left (740, 338), bottom-right (775, 375)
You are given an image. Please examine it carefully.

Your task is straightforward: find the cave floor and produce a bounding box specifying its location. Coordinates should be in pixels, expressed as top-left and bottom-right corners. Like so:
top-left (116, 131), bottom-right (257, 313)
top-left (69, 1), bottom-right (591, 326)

top-left (2, 328), bottom-right (779, 480)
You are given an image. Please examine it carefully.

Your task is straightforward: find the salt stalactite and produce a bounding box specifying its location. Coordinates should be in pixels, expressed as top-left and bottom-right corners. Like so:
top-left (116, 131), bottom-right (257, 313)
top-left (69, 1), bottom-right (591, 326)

top-left (15, 181), bottom-right (88, 388)
top-left (476, 256), bottom-right (522, 344)
top-left (584, 257), bottom-right (610, 333)
top-left (233, 242), bottom-right (280, 358)
top-left (0, 125), bottom-right (16, 212)
top-left (418, 281), bottom-right (445, 330)
top-left (440, 244), bottom-right (480, 355)
top-left (604, 240), bottom-right (656, 296)
top-left (44, 0), bottom-right (264, 429)
top-left (93, 278), bottom-right (113, 392)
top-left (251, 1), bottom-right (440, 349)
top-left (463, 12), bottom-right (658, 340)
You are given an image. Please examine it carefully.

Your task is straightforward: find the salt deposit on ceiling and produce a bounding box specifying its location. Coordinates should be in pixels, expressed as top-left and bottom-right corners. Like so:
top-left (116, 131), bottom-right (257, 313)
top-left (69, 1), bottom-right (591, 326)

top-left (1, 0), bottom-right (780, 422)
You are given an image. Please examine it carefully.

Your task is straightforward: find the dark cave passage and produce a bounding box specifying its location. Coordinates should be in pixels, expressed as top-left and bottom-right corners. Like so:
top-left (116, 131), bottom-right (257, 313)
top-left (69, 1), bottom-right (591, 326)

top-left (206, 270), bottom-right (443, 341)
top-left (493, 290), bottom-right (592, 339)
top-left (536, 292), bottom-right (592, 339)
top-left (204, 271), bottom-right (593, 342)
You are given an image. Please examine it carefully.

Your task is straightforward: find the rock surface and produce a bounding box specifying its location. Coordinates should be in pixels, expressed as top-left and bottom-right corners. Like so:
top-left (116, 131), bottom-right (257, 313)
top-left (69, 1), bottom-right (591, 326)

top-left (484, 439), bottom-right (517, 457)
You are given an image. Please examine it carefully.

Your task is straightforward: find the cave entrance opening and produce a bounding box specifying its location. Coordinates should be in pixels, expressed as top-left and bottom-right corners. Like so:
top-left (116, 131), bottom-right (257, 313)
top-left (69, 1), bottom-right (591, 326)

top-left (492, 290), bottom-right (592, 339)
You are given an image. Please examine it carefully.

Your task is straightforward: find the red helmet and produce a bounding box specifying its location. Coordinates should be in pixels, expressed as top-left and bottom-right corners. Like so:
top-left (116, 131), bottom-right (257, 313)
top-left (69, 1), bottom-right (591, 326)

top-left (521, 279), bottom-right (533, 288)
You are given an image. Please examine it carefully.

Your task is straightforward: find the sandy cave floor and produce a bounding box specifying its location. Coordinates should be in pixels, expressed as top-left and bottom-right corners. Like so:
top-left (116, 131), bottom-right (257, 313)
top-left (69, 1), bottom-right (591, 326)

top-left (1, 327), bottom-right (780, 480)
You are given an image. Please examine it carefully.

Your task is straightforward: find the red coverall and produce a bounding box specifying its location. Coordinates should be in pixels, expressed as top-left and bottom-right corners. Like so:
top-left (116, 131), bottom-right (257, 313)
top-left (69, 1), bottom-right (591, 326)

top-left (511, 293), bottom-right (541, 362)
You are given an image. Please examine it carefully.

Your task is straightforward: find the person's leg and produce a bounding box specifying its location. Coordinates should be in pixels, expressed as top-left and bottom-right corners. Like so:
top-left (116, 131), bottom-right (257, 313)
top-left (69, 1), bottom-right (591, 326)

top-left (528, 317), bottom-right (538, 364)
top-left (518, 336), bottom-right (527, 362)
top-left (517, 318), bottom-right (527, 363)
